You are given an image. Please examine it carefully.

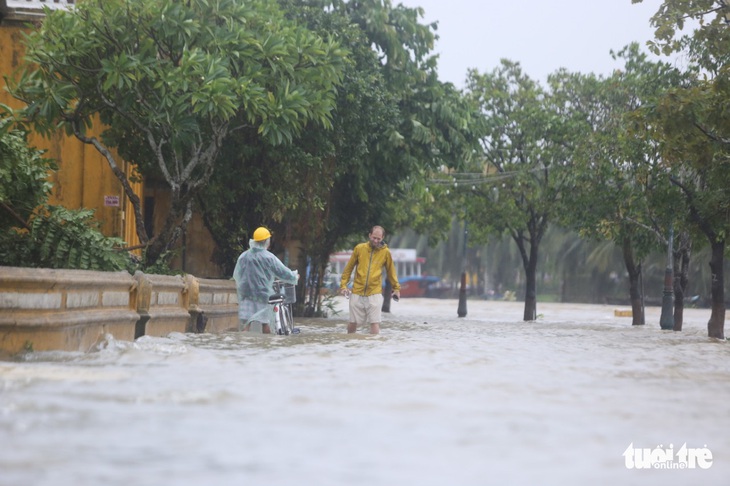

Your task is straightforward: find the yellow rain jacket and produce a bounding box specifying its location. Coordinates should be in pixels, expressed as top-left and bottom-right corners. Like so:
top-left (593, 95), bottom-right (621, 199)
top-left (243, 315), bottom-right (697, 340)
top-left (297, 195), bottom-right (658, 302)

top-left (340, 242), bottom-right (401, 296)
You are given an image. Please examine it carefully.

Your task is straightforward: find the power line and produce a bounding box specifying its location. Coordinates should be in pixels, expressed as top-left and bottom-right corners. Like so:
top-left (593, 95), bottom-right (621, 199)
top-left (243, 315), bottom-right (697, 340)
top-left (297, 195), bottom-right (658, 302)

top-left (427, 167), bottom-right (544, 186)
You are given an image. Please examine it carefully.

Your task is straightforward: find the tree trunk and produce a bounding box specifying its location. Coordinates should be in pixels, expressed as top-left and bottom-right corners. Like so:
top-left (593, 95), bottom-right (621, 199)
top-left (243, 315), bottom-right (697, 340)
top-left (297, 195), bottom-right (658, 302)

top-left (622, 236), bottom-right (644, 325)
top-left (523, 266), bottom-right (537, 321)
top-left (146, 191), bottom-right (194, 266)
top-left (672, 233), bottom-right (691, 332)
top-left (707, 239), bottom-right (726, 339)
top-left (314, 259), bottom-right (327, 316)
top-left (382, 280), bottom-right (392, 313)
top-left (670, 176), bottom-right (725, 338)
top-left (522, 241), bottom-right (538, 321)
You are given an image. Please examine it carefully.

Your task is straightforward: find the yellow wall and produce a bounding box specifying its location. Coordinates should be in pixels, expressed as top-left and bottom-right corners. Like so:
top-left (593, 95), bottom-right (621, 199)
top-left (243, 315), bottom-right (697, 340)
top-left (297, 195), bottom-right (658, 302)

top-left (1, 19), bottom-right (142, 250)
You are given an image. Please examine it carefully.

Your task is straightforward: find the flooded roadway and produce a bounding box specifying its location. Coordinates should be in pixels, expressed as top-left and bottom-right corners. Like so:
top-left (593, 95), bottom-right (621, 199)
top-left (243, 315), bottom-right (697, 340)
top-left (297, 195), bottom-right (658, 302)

top-left (1, 298), bottom-right (728, 486)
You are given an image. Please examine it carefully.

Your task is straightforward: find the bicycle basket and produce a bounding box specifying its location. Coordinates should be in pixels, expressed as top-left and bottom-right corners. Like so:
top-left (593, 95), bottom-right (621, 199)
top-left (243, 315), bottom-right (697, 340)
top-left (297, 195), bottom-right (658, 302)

top-left (283, 283), bottom-right (296, 304)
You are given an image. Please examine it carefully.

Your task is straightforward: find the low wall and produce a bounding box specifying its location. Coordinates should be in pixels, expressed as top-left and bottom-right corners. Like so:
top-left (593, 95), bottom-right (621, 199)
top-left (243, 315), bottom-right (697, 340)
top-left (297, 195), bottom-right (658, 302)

top-left (0, 266), bottom-right (238, 356)
top-left (196, 277), bottom-right (239, 333)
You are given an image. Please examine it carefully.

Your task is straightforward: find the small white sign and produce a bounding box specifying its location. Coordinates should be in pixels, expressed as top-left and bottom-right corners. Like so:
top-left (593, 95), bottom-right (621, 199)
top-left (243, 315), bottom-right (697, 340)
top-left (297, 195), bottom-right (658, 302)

top-left (104, 195), bottom-right (120, 207)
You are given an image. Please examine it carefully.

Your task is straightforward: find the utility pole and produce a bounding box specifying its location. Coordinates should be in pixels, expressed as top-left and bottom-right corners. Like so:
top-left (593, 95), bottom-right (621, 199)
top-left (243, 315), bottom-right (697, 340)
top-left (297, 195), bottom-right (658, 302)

top-left (457, 218), bottom-right (468, 318)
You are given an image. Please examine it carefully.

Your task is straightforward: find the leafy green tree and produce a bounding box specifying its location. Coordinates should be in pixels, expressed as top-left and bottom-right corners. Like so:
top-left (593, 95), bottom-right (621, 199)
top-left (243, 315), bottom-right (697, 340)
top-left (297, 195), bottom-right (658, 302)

top-left (562, 45), bottom-right (687, 326)
top-left (464, 60), bottom-right (580, 321)
top-left (198, 0), bottom-right (403, 299)
top-left (294, 0), bottom-right (482, 310)
top-left (198, 0), bottom-right (481, 315)
top-left (634, 0), bottom-right (730, 65)
top-left (0, 114), bottom-right (128, 271)
top-left (635, 0), bottom-right (730, 339)
top-left (9, 0), bottom-right (346, 267)
top-left (641, 81), bottom-right (730, 339)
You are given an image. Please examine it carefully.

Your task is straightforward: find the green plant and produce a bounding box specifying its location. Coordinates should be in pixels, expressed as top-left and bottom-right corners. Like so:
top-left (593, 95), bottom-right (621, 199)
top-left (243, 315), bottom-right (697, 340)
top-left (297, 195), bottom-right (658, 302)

top-left (0, 115), bottom-right (56, 229)
top-left (0, 205), bottom-right (129, 271)
top-left (137, 249), bottom-right (181, 276)
top-left (1, 113), bottom-right (132, 272)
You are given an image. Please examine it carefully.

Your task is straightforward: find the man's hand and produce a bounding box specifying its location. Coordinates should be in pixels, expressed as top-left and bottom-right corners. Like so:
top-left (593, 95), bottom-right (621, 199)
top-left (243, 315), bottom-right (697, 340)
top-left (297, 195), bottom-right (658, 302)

top-left (339, 288), bottom-right (351, 298)
top-left (392, 291), bottom-right (400, 302)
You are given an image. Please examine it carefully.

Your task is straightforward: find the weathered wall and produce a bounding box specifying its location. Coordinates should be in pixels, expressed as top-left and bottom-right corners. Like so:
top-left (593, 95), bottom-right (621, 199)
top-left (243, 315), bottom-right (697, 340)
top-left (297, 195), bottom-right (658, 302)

top-left (0, 266), bottom-right (238, 357)
top-left (0, 18), bottom-right (142, 248)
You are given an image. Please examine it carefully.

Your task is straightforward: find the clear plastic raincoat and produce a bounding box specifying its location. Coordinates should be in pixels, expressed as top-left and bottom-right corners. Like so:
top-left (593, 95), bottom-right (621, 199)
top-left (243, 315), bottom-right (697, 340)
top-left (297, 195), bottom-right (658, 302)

top-left (232, 239), bottom-right (298, 330)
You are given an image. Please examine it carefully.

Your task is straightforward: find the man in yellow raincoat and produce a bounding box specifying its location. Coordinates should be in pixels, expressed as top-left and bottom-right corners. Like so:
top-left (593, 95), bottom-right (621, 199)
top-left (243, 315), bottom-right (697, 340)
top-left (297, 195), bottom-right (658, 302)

top-left (339, 225), bottom-right (400, 334)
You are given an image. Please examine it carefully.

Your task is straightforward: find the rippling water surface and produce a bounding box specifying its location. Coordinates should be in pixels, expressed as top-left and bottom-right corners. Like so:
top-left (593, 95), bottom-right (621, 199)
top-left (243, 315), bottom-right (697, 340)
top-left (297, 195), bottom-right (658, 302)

top-left (1, 299), bottom-right (728, 486)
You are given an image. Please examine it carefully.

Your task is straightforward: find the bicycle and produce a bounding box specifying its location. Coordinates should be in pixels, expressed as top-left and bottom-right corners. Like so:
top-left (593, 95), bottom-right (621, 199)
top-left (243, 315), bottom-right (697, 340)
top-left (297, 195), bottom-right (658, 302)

top-left (269, 280), bottom-right (299, 335)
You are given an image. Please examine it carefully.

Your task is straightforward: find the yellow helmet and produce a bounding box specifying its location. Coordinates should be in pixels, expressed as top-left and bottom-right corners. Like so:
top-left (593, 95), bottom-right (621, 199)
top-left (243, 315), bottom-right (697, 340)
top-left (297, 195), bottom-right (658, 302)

top-left (253, 227), bottom-right (272, 242)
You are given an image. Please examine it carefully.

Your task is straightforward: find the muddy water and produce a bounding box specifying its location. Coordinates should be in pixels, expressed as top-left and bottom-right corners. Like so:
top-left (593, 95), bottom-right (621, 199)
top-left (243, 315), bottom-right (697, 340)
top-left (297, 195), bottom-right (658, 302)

top-left (1, 298), bottom-right (728, 486)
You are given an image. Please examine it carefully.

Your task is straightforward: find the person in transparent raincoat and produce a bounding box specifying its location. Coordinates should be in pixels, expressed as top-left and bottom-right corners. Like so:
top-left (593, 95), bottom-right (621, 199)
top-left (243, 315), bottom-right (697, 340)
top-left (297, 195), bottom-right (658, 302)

top-left (233, 227), bottom-right (299, 333)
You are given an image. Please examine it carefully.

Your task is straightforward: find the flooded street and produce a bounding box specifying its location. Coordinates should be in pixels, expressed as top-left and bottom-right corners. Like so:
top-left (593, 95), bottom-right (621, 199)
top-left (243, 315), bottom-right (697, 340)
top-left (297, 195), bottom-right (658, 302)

top-left (1, 298), bottom-right (728, 486)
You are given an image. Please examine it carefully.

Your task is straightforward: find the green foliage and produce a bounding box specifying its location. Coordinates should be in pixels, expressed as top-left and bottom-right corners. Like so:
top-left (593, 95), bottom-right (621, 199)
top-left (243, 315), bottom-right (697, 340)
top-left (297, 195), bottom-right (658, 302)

top-left (463, 60), bottom-right (571, 247)
top-left (0, 114), bottom-right (131, 272)
top-left (138, 249), bottom-right (181, 276)
top-left (635, 0), bottom-right (730, 71)
top-left (558, 44), bottom-right (686, 262)
top-left (0, 117), bottom-right (56, 228)
top-left (0, 205), bottom-right (129, 271)
top-left (10, 0), bottom-right (347, 267)
top-left (641, 79), bottom-right (730, 241)
top-left (201, 1), bottom-right (481, 280)
top-left (297, 1), bottom-right (482, 245)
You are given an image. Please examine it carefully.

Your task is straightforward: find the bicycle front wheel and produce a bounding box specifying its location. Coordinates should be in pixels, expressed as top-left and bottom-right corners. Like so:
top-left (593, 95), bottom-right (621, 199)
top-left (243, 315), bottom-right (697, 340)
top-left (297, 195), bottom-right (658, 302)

top-left (278, 304), bottom-right (293, 335)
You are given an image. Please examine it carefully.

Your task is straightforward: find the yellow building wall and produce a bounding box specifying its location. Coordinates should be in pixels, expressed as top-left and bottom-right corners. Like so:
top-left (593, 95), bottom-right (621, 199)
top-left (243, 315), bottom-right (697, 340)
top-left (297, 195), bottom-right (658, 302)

top-left (1, 19), bottom-right (142, 251)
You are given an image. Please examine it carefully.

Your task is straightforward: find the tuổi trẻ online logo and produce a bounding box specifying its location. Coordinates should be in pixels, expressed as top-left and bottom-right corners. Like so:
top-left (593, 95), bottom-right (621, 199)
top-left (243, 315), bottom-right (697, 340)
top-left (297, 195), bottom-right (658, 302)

top-left (624, 442), bottom-right (713, 469)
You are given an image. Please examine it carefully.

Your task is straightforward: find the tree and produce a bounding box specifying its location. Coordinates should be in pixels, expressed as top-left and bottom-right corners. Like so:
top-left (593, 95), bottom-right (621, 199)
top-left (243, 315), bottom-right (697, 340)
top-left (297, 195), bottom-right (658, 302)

top-left (298, 0), bottom-right (482, 311)
top-left (562, 45), bottom-right (687, 326)
top-left (641, 82), bottom-right (730, 339)
top-left (634, 0), bottom-right (730, 65)
top-left (634, 0), bottom-right (730, 339)
top-left (197, 0), bottom-right (482, 315)
top-left (464, 60), bottom-right (578, 321)
top-left (9, 0), bottom-right (346, 267)
top-left (196, 0), bottom-right (406, 305)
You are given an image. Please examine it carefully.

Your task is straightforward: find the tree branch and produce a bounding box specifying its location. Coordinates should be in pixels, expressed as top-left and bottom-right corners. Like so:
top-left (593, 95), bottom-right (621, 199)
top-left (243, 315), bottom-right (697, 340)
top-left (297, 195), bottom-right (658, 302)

top-left (694, 121), bottom-right (730, 145)
top-left (0, 201), bottom-right (31, 230)
top-left (71, 121), bottom-right (149, 245)
top-left (624, 216), bottom-right (668, 245)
